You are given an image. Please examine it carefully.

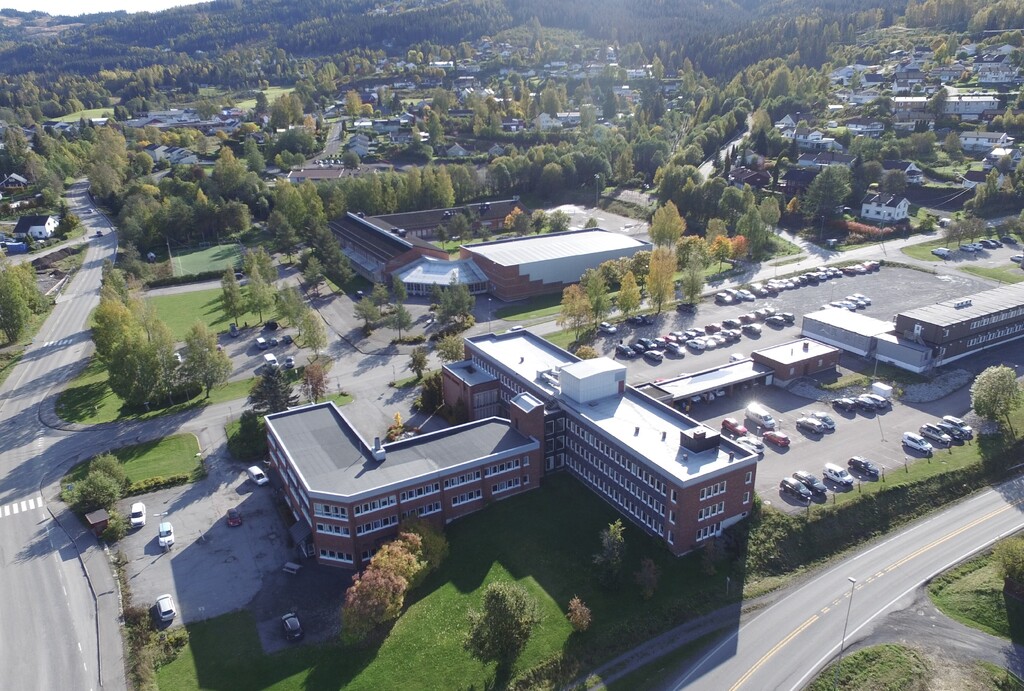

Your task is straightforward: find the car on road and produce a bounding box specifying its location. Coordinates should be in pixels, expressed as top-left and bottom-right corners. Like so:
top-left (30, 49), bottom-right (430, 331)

top-left (832, 397), bottom-right (857, 412)
top-left (780, 477), bottom-right (812, 502)
top-left (795, 417), bottom-right (825, 434)
top-left (643, 349), bottom-right (664, 363)
top-left (919, 423), bottom-right (952, 446)
top-left (793, 470), bottom-right (828, 496)
top-left (847, 456), bottom-right (880, 477)
top-left (156, 594), bottom-right (176, 622)
top-left (598, 321), bottom-right (618, 334)
top-left (942, 415), bottom-right (973, 438)
top-left (722, 418), bottom-right (748, 436)
top-left (247, 465), bottom-right (269, 486)
top-left (763, 430), bottom-right (791, 447)
top-left (129, 502), bottom-right (146, 528)
top-left (158, 521), bottom-right (175, 549)
top-left (226, 508), bottom-right (242, 527)
top-left (284, 356), bottom-right (296, 369)
top-left (806, 411), bottom-right (836, 430)
top-left (902, 432), bottom-right (934, 455)
top-left (615, 344), bottom-right (637, 358)
top-left (281, 612), bottom-right (304, 641)
top-left (823, 463), bottom-right (854, 488)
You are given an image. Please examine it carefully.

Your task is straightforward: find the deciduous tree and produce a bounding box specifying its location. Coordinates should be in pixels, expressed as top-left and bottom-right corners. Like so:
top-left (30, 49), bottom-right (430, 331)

top-left (180, 322), bottom-right (232, 397)
top-left (646, 247), bottom-right (675, 313)
top-left (465, 581), bottom-right (540, 666)
top-left (566, 595), bottom-right (592, 632)
top-left (649, 201), bottom-right (685, 247)
top-left (557, 284), bottom-right (591, 340)
top-left (971, 365), bottom-right (1022, 433)
top-left (221, 269), bottom-right (245, 324)
top-left (299, 308), bottom-right (327, 357)
top-left (593, 519), bottom-right (625, 585)
top-left (301, 360), bottom-right (328, 402)
top-left (409, 346), bottom-right (429, 379)
top-left (436, 333), bottom-right (466, 364)
top-left (617, 270), bottom-right (642, 318)
top-left (634, 557), bottom-right (661, 599)
top-left (582, 268), bottom-right (610, 326)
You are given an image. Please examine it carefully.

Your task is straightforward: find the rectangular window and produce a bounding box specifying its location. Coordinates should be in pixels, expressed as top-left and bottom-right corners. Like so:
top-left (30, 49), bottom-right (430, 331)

top-left (315, 523), bottom-right (351, 537)
top-left (313, 503), bottom-right (347, 520)
top-left (444, 470), bottom-right (482, 490)
top-left (669, 510), bottom-right (676, 525)
top-left (451, 489), bottom-right (483, 507)
top-left (671, 489), bottom-right (677, 503)
top-left (355, 514), bottom-right (398, 536)
top-left (492, 477), bottom-right (522, 494)
top-left (319, 549), bottom-right (353, 564)
top-left (743, 492), bottom-right (751, 505)
top-left (745, 471), bottom-right (753, 484)
top-left (352, 496), bottom-right (397, 517)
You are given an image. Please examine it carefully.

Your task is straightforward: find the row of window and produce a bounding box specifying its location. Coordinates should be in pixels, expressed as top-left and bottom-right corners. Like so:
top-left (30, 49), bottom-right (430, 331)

top-left (492, 477), bottom-right (523, 494)
top-left (969, 305), bottom-right (1024, 332)
top-left (401, 501), bottom-right (441, 519)
top-left (313, 503), bottom-right (348, 520)
top-left (316, 523), bottom-right (351, 537)
top-left (484, 457), bottom-right (524, 478)
top-left (399, 482), bottom-right (440, 502)
top-left (320, 549), bottom-right (354, 564)
top-left (567, 458), bottom-right (664, 535)
top-left (566, 418), bottom-right (668, 497)
top-left (698, 501), bottom-right (726, 522)
top-left (966, 320), bottom-right (1024, 348)
top-left (451, 489), bottom-right (482, 506)
top-left (444, 470), bottom-right (481, 490)
top-left (356, 514), bottom-right (398, 536)
top-left (700, 481), bottom-right (727, 502)
top-left (696, 522), bottom-right (721, 543)
top-left (353, 495), bottom-right (396, 517)
top-left (567, 440), bottom-right (665, 516)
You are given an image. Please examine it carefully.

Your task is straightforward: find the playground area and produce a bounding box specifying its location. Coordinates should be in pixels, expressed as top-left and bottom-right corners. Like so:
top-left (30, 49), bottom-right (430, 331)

top-left (171, 243), bottom-right (244, 277)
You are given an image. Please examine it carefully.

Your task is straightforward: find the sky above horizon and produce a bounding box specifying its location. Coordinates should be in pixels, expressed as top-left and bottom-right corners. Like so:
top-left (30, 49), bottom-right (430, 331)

top-left (0, 0), bottom-right (207, 16)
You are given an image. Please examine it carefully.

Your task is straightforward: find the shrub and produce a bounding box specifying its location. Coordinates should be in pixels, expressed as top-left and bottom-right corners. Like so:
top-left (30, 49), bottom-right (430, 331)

top-left (392, 334), bottom-right (426, 345)
top-left (227, 410), bottom-right (267, 460)
top-left (90, 452), bottom-right (130, 491)
top-left (67, 470), bottom-right (122, 513)
top-left (102, 510), bottom-right (129, 542)
top-left (566, 595), bottom-right (592, 632)
top-left (126, 475), bottom-right (190, 496)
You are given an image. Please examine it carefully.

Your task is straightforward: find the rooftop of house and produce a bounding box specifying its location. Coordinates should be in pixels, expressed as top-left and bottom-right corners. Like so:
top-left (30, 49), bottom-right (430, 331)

top-left (464, 229), bottom-right (649, 267)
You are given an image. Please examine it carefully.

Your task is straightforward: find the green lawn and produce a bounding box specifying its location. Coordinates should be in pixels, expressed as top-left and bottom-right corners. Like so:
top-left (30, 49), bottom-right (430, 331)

top-left (605, 632), bottom-right (722, 690)
top-left (961, 264), bottom-right (1024, 284)
top-left (929, 550), bottom-right (1019, 641)
top-left (63, 434), bottom-right (202, 485)
top-left (171, 244), bottom-right (243, 277)
top-left (158, 474), bottom-right (741, 691)
top-left (902, 237), bottom-right (953, 262)
top-left (147, 288), bottom-right (263, 341)
top-left (55, 106), bottom-right (117, 123)
top-left (494, 293), bottom-right (564, 321)
top-left (56, 357), bottom-right (256, 424)
top-left (808, 644), bottom-right (929, 691)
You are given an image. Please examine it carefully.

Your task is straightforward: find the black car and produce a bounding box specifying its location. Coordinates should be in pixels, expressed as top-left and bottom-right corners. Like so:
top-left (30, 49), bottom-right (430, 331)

top-left (721, 318), bottom-right (742, 329)
top-left (638, 337), bottom-right (657, 350)
top-left (282, 334), bottom-right (294, 345)
top-left (267, 337), bottom-right (280, 347)
top-left (935, 420), bottom-right (967, 441)
top-left (855, 395), bottom-right (879, 411)
top-left (765, 315), bottom-right (788, 327)
top-left (615, 344), bottom-right (637, 358)
top-left (1001, 236), bottom-right (1017, 245)
top-left (281, 612), bottom-right (303, 641)
top-left (631, 343), bottom-right (648, 355)
top-left (792, 470), bottom-right (828, 496)
top-left (264, 320), bottom-right (280, 331)
top-left (676, 302), bottom-right (697, 313)
top-left (848, 456), bottom-right (880, 477)
top-left (780, 477), bottom-right (812, 502)
top-left (779, 312), bottom-right (796, 324)
top-left (832, 397), bottom-right (857, 412)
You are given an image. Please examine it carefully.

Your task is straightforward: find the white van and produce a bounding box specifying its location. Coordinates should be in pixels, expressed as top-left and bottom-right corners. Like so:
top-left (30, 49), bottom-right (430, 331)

top-left (263, 353), bottom-right (279, 369)
top-left (745, 402), bottom-right (776, 430)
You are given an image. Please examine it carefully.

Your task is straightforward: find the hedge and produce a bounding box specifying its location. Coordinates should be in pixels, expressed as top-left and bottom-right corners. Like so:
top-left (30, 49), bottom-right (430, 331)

top-left (126, 474), bottom-right (195, 496)
top-left (147, 269), bottom-right (226, 288)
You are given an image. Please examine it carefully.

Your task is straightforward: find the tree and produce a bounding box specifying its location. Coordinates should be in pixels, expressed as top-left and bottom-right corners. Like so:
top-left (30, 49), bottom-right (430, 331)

top-left (593, 519), bottom-right (625, 584)
top-left (647, 247), bottom-right (675, 313)
top-left (370, 283), bottom-right (390, 316)
top-left (248, 367), bottom-right (298, 414)
top-left (880, 170), bottom-right (906, 195)
top-left (995, 536), bottom-right (1024, 585)
top-left (649, 201), bottom-right (685, 247)
top-left (705, 218), bottom-right (727, 245)
top-left (246, 273), bottom-right (275, 324)
top-left (275, 286), bottom-right (305, 327)
top-left (354, 296), bottom-right (379, 333)
top-left (617, 271), bottom-right (642, 319)
top-left (566, 595), bottom-right (592, 632)
top-left (436, 333), bottom-right (465, 364)
top-left (548, 210), bottom-right (571, 233)
top-left (557, 284), bottom-right (591, 340)
top-left (180, 323), bottom-right (231, 397)
top-left (634, 558), bottom-right (661, 599)
top-left (391, 274), bottom-right (408, 305)
top-left (221, 269), bottom-right (245, 324)
top-left (504, 207), bottom-right (530, 236)
top-left (341, 561), bottom-right (409, 643)
top-left (0, 262), bottom-right (33, 343)
top-left (943, 131), bottom-right (963, 160)
top-left (397, 517), bottom-right (449, 578)
top-left (465, 581), bottom-right (540, 666)
top-left (530, 209), bottom-right (548, 234)
top-left (802, 166), bottom-right (852, 220)
top-left (388, 304), bottom-right (414, 340)
top-left (301, 360), bottom-right (328, 402)
top-left (758, 197), bottom-right (781, 228)
top-left (709, 235), bottom-right (733, 271)
top-left (409, 347), bottom-right (429, 379)
top-left (971, 365), bottom-right (1023, 433)
top-left (299, 308), bottom-right (328, 357)
top-left (574, 345), bottom-right (599, 359)
top-left (302, 256), bottom-right (325, 296)
top-left (681, 258), bottom-right (705, 304)
top-left (66, 469), bottom-right (122, 513)
top-left (582, 268), bottom-right (610, 326)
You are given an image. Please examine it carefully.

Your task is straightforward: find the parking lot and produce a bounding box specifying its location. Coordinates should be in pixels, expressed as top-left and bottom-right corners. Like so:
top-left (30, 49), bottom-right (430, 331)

top-left (930, 236), bottom-right (1024, 270)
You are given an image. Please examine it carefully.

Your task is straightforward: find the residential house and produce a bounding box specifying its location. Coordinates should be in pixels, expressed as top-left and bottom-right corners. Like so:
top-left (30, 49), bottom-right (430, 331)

top-left (487, 143), bottom-right (506, 158)
top-left (945, 94), bottom-right (1001, 121)
top-left (882, 160), bottom-right (925, 185)
top-left (860, 193), bottom-right (910, 222)
top-left (844, 118), bottom-right (885, 138)
top-left (13, 214), bottom-right (58, 240)
top-left (893, 96), bottom-right (929, 117)
top-left (796, 151), bottom-right (854, 169)
top-left (533, 113), bottom-right (561, 131)
top-left (774, 114), bottom-right (800, 130)
top-left (445, 143), bottom-right (471, 158)
top-left (556, 112), bottom-right (582, 128)
top-left (983, 147), bottom-right (1022, 170)
top-left (501, 117), bottom-right (525, 132)
top-left (779, 167), bottom-right (819, 194)
top-left (959, 131), bottom-right (1013, 153)
top-left (726, 167), bottom-right (770, 189)
top-left (929, 64), bottom-right (969, 82)
top-left (0, 173), bottom-right (29, 190)
top-left (782, 126), bottom-right (843, 152)
top-left (960, 169), bottom-right (1005, 189)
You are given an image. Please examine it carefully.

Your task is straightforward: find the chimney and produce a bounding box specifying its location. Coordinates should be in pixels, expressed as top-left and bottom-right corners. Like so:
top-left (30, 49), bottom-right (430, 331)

top-left (803, 341), bottom-right (810, 351)
top-left (661, 431), bottom-right (667, 441)
top-left (634, 426), bottom-right (640, 436)
top-left (371, 436), bottom-right (386, 462)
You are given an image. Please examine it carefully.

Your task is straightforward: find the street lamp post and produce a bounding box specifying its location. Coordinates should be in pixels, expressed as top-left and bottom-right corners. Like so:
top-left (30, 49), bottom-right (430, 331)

top-left (487, 297), bottom-right (492, 332)
top-left (834, 576), bottom-right (857, 690)
top-left (594, 173), bottom-right (600, 208)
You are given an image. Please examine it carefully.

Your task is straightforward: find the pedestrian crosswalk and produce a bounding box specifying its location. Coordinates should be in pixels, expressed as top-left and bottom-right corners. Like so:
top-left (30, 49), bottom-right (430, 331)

top-left (42, 338), bottom-right (73, 348)
top-left (1, 494), bottom-right (45, 518)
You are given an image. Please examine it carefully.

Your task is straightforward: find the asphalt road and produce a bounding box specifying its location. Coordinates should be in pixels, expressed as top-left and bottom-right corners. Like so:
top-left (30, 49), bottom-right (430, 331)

top-left (0, 180), bottom-right (125, 691)
top-left (666, 474), bottom-right (1024, 690)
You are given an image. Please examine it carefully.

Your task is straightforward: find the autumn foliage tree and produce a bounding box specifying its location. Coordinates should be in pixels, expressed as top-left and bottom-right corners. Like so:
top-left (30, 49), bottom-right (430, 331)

top-left (341, 532), bottom-right (426, 643)
top-left (634, 558), bottom-right (661, 599)
top-left (566, 595), bottom-right (592, 632)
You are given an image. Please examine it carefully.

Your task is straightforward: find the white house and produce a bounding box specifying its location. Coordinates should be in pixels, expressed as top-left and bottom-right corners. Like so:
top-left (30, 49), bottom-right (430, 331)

top-left (960, 170), bottom-right (1005, 189)
top-left (13, 214), bottom-right (58, 240)
top-left (845, 118), bottom-right (885, 137)
top-left (533, 113), bottom-right (561, 131)
top-left (882, 160), bottom-right (925, 185)
top-left (860, 193), bottom-right (910, 222)
top-left (960, 131), bottom-right (1013, 153)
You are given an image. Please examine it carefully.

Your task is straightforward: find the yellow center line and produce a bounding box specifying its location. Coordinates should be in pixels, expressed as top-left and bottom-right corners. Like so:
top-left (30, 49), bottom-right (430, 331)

top-left (729, 615), bottom-right (819, 691)
top-left (821, 607), bottom-right (831, 614)
top-left (887, 501), bottom-right (1016, 572)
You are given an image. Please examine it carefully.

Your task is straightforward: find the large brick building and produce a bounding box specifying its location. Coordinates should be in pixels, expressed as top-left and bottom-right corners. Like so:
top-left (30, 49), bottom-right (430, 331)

top-left (267, 331), bottom-right (757, 568)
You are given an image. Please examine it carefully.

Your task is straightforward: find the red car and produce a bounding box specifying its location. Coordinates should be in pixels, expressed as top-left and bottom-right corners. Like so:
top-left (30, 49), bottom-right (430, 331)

top-left (763, 430), bottom-right (791, 447)
top-left (226, 508), bottom-right (243, 527)
top-left (721, 417), bottom-right (748, 436)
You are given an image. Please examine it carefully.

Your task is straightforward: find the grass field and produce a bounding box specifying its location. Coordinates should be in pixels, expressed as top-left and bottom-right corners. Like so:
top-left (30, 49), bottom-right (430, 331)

top-left (171, 244), bottom-right (243, 277)
top-left (961, 264), bottom-right (1024, 284)
top-left (147, 288), bottom-right (262, 341)
top-left (63, 434), bottom-right (202, 485)
top-left (808, 644), bottom-right (929, 691)
top-left (55, 106), bottom-right (117, 123)
top-left (56, 357), bottom-right (256, 424)
top-left (929, 550), bottom-right (1019, 641)
top-left (157, 474), bottom-right (741, 691)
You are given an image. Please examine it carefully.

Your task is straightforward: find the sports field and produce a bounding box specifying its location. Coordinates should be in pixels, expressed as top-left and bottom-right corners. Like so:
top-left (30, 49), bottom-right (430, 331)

top-left (171, 244), bottom-right (243, 277)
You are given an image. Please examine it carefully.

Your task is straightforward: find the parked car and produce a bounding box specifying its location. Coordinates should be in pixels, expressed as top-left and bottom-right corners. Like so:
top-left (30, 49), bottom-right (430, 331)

top-left (935, 421), bottom-right (967, 441)
top-left (156, 594), bottom-right (176, 622)
top-left (615, 344), bottom-right (637, 359)
top-left (631, 343), bottom-right (648, 355)
top-left (666, 343), bottom-right (687, 357)
top-left (854, 395), bottom-right (878, 411)
top-left (157, 521), bottom-right (175, 549)
top-left (832, 397), bottom-right (857, 412)
top-left (738, 312), bottom-right (757, 323)
top-left (795, 417), bottom-right (825, 434)
top-left (736, 289), bottom-right (756, 301)
top-left (703, 323), bottom-right (722, 334)
top-left (721, 417), bottom-right (748, 436)
top-left (643, 349), bottom-right (664, 363)
top-left (264, 320), bottom-right (280, 331)
top-left (942, 415), bottom-right (973, 438)
top-left (284, 356), bottom-right (296, 369)
top-left (685, 338), bottom-right (707, 351)
top-left (129, 502), bottom-right (146, 528)
top-left (229, 323), bottom-right (239, 338)
top-left (780, 477), bottom-right (812, 502)
top-left (721, 318), bottom-right (742, 329)
top-left (1001, 236), bottom-right (1017, 245)
top-left (931, 247), bottom-right (952, 259)
top-left (598, 321), bottom-right (618, 334)
top-left (226, 508), bottom-right (243, 527)
top-left (1012, 254), bottom-right (1024, 263)
top-left (741, 323), bottom-right (763, 336)
top-left (793, 470), bottom-right (828, 496)
top-left (823, 462), bottom-right (855, 488)
top-left (247, 465), bottom-right (269, 486)
top-left (847, 456), bottom-right (880, 477)
top-left (676, 302), bottom-right (697, 313)
top-left (638, 338), bottom-right (657, 350)
top-left (779, 312), bottom-right (796, 324)
top-left (902, 432), bottom-right (934, 455)
top-left (765, 315), bottom-right (788, 328)
top-left (281, 334), bottom-right (294, 345)
top-left (281, 612), bottom-right (304, 641)
top-left (919, 423), bottom-right (952, 446)
top-left (715, 292), bottom-right (735, 305)
top-left (267, 337), bottom-right (280, 347)
top-left (763, 430), bottom-right (791, 447)
top-left (863, 393), bottom-right (890, 409)
top-left (733, 436), bottom-right (765, 456)
top-left (806, 411), bottom-right (836, 430)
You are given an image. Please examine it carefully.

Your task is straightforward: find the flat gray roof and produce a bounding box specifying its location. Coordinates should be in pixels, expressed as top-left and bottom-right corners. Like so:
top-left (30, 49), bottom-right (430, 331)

top-left (266, 403), bottom-right (536, 501)
top-left (466, 331), bottom-right (578, 396)
top-left (753, 338), bottom-right (839, 366)
top-left (638, 360), bottom-right (773, 403)
top-left (897, 281), bottom-right (1024, 328)
top-left (444, 360), bottom-right (498, 387)
top-left (803, 308), bottom-right (895, 337)
top-left (465, 229), bottom-right (647, 267)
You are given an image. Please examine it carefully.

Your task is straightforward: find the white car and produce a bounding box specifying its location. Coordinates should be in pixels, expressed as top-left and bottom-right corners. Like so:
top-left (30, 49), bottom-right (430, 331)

top-left (902, 432), bottom-right (934, 455)
top-left (129, 502), bottom-right (146, 528)
top-left (733, 436), bottom-right (765, 456)
top-left (598, 321), bottom-right (617, 334)
top-left (942, 415), bottom-right (973, 438)
top-left (849, 293), bottom-right (871, 305)
top-left (247, 465), bottom-right (269, 486)
top-left (823, 463), bottom-right (854, 487)
top-left (685, 338), bottom-right (707, 351)
top-left (931, 247), bottom-right (951, 258)
top-left (736, 289), bottom-right (755, 301)
top-left (156, 594), bottom-right (176, 622)
top-left (157, 521), bottom-right (175, 549)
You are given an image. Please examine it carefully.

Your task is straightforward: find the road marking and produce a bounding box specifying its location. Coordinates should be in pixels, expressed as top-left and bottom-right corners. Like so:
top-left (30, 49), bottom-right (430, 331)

top-left (885, 500), bottom-right (1019, 572)
top-left (729, 614), bottom-right (819, 691)
top-left (3, 505), bottom-right (8, 516)
top-left (1, 494), bottom-right (45, 518)
top-left (20, 500), bottom-right (28, 511)
top-left (821, 607), bottom-right (830, 614)
top-left (11, 503), bottom-right (18, 515)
